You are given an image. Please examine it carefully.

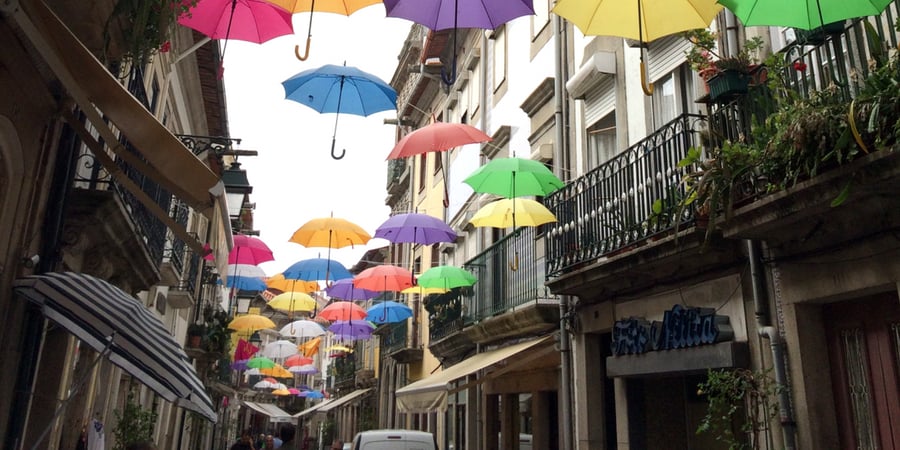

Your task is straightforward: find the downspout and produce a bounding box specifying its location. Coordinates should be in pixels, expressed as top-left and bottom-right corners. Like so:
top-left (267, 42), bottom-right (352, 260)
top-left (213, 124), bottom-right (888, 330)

top-left (474, 29), bottom-right (489, 450)
top-left (747, 240), bottom-right (796, 450)
top-left (553, 10), bottom-right (574, 450)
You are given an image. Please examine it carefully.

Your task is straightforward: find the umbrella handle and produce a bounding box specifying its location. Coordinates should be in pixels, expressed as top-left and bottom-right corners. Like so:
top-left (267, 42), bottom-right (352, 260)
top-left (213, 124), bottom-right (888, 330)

top-left (295, 37), bottom-right (312, 61)
top-left (640, 60), bottom-right (654, 96)
top-left (508, 250), bottom-right (519, 271)
top-left (331, 139), bottom-right (346, 160)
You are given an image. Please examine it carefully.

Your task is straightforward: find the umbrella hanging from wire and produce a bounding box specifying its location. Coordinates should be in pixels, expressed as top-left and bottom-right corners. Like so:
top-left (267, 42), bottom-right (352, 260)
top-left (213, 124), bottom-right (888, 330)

top-left (718, 0), bottom-right (891, 29)
top-left (366, 300), bottom-right (414, 324)
top-left (469, 198), bottom-right (557, 270)
top-left (318, 301), bottom-right (368, 322)
top-left (353, 265), bottom-right (415, 292)
top-left (416, 265), bottom-right (477, 290)
top-left (327, 320), bottom-right (375, 340)
top-left (282, 258), bottom-right (353, 283)
top-left (282, 63), bottom-right (397, 159)
top-left (325, 279), bottom-right (380, 301)
top-left (552, 0), bottom-right (723, 95)
top-left (267, 291), bottom-right (318, 313)
top-left (385, 121), bottom-right (492, 160)
top-left (463, 157), bottom-right (565, 199)
top-left (383, 0), bottom-right (535, 85)
top-left (266, 0), bottom-right (383, 60)
top-left (266, 274), bottom-right (319, 294)
top-left (279, 320), bottom-right (327, 339)
top-left (373, 213), bottom-right (458, 245)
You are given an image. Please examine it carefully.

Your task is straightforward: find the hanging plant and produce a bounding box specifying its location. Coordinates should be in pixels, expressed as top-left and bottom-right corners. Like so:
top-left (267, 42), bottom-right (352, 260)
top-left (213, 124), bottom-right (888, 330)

top-left (112, 392), bottom-right (159, 450)
top-left (104, 0), bottom-right (197, 70)
top-left (696, 368), bottom-right (781, 450)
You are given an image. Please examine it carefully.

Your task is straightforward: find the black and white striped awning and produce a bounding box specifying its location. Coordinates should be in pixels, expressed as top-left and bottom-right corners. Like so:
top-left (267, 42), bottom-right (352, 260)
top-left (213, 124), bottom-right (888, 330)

top-left (13, 272), bottom-right (217, 422)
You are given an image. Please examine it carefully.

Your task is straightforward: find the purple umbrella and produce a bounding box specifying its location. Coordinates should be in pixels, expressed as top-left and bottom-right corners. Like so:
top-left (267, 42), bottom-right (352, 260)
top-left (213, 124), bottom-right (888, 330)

top-left (373, 213), bottom-right (457, 245)
top-left (325, 279), bottom-right (380, 301)
top-left (328, 320), bottom-right (375, 340)
top-left (231, 359), bottom-right (249, 371)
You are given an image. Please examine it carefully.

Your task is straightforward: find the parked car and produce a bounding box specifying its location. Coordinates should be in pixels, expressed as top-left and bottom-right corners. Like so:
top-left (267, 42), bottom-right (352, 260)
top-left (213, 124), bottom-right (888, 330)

top-left (350, 429), bottom-right (437, 450)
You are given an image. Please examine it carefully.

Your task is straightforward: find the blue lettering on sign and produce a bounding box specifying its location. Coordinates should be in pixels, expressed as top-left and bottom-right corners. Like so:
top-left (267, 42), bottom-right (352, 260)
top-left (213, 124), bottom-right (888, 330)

top-left (611, 304), bottom-right (727, 356)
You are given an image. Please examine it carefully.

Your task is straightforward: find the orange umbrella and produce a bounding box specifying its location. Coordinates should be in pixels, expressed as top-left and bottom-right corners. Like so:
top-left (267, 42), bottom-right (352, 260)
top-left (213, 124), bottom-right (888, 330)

top-left (267, 0), bottom-right (383, 60)
top-left (266, 274), bottom-right (319, 293)
top-left (285, 354), bottom-right (314, 367)
top-left (317, 301), bottom-right (368, 322)
top-left (290, 216), bottom-right (371, 249)
top-left (299, 336), bottom-right (322, 357)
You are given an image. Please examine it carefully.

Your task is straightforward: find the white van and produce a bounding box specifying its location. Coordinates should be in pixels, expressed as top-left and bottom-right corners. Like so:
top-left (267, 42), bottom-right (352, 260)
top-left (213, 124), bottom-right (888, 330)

top-left (350, 429), bottom-right (437, 450)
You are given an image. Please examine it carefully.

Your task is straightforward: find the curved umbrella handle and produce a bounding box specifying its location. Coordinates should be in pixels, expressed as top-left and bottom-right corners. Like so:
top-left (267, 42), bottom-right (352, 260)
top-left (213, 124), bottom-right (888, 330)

top-left (295, 37), bottom-right (312, 61)
top-left (508, 251), bottom-right (519, 271)
top-left (640, 60), bottom-right (654, 96)
top-left (331, 138), bottom-right (346, 160)
top-left (441, 55), bottom-right (457, 86)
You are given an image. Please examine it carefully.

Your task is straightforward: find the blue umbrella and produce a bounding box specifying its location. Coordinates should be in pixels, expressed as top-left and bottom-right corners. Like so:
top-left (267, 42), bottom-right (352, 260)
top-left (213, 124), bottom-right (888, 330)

top-left (366, 300), bottom-right (414, 324)
top-left (283, 258), bottom-right (353, 282)
top-left (282, 63), bottom-right (397, 159)
top-left (302, 390), bottom-right (325, 399)
top-left (221, 275), bottom-right (267, 291)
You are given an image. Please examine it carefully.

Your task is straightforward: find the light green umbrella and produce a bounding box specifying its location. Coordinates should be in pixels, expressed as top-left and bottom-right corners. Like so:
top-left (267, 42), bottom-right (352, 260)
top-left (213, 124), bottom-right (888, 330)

top-left (463, 157), bottom-right (565, 198)
top-left (247, 356), bottom-right (276, 369)
top-left (718, 0), bottom-right (892, 29)
top-left (417, 265), bottom-right (478, 289)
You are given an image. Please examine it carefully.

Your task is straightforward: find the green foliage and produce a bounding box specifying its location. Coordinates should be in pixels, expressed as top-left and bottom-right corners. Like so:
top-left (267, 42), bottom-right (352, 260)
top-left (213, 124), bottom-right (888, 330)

top-left (684, 29), bottom-right (764, 74)
top-left (113, 392), bottom-right (158, 450)
top-left (203, 308), bottom-right (233, 354)
top-left (696, 369), bottom-right (781, 450)
top-left (105, 0), bottom-right (197, 69)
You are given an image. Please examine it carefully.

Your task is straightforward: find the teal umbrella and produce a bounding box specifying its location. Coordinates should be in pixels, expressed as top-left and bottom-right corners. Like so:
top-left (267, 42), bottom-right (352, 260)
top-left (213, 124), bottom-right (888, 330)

top-left (718, 0), bottom-right (892, 29)
top-left (463, 157), bottom-right (564, 198)
top-left (417, 265), bottom-right (477, 289)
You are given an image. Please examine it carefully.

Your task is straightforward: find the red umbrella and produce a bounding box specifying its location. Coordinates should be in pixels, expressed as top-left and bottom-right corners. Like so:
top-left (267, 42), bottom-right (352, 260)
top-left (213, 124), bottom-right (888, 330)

top-left (352, 265), bottom-right (415, 292)
top-left (386, 122), bottom-right (492, 160)
top-left (317, 301), bottom-right (368, 322)
top-left (285, 354), bottom-right (314, 367)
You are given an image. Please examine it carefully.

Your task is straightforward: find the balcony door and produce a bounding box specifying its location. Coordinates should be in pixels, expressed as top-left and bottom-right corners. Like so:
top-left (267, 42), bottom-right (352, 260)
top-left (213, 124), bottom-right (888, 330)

top-left (825, 293), bottom-right (900, 449)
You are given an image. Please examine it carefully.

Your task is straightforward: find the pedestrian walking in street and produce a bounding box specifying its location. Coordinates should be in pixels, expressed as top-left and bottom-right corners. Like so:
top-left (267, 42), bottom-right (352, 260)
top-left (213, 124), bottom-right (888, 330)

top-left (278, 424), bottom-right (298, 450)
top-left (230, 429), bottom-right (256, 450)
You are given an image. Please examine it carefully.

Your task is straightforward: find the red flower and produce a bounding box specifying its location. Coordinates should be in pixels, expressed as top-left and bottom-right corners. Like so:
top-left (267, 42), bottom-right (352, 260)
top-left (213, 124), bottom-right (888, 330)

top-left (159, 41), bottom-right (172, 53)
top-left (792, 61), bottom-right (807, 72)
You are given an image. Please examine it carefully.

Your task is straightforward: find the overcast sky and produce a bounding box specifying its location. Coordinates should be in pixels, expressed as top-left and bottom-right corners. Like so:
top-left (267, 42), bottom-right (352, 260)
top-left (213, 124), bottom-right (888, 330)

top-left (222, 6), bottom-right (413, 277)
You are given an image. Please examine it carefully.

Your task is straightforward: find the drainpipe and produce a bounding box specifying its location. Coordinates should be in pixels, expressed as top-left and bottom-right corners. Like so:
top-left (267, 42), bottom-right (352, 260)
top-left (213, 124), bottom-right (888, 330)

top-left (553, 10), bottom-right (574, 450)
top-left (747, 240), bottom-right (796, 450)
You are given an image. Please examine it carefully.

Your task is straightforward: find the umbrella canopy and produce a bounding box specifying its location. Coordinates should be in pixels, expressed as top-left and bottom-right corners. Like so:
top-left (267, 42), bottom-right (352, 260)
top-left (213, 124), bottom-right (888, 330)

top-left (247, 356), bottom-right (276, 369)
top-left (303, 390), bottom-right (325, 399)
top-left (178, 0), bottom-right (295, 43)
top-left (285, 354), bottom-right (314, 367)
top-left (231, 359), bottom-right (250, 371)
top-left (318, 301), bottom-right (368, 322)
top-left (266, 274), bottom-right (320, 293)
top-left (227, 264), bottom-right (267, 279)
top-left (282, 258), bottom-right (353, 282)
top-left (289, 364), bottom-right (319, 374)
top-left (267, 0), bottom-right (383, 60)
top-left (253, 380), bottom-right (274, 389)
top-left (325, 345), bottom-right (354, 353)
top-left (552, 0), bottom-right (721, 42)
top-left (228, 314), bottom-right (276, 332)
top-left (353, 265), bottom-right (415, 292)
top-left (327, 320), bottom-right (375, 340)
top-left (223, 275), bottom-right (267, 291)
top-left (718, 0), bottom-right (891, 29)
top-left (279, 320), bottom-right (327, 339)
top-left (325, 278), bottom-right (380, 301)
top-left (470, 198), bottom-right (558, 228)
top-left (272, 389), bottom-right (291, 396)
top-left (366, 300), bottom-right (414, 324)
top-left (417, 265), bottom-right (477, 289)
top-left (229, 235), bottom-right (276, 265)
top-left (386, 122), bottom-right (492, 160)
top-left (373, 213), bottom-right (458, 245)
top-left (283, 63), bottom-right (398, 159)
top-left (290, 216), bottom-right (372, 249)
top-left (268, 292), bottom-right (317, 312)
top-left (262, 340), bottom-right (300, 359)
top-left (270, 382), bottom-right (289, 390)
top-left (383, 0), bottom-right (535, 30)
top-left (463, 157), bottom-right (564, 198)
top-left (260, 366), bottom-right (294, 378)
top-left (288, 388), bottom-right (303, 395)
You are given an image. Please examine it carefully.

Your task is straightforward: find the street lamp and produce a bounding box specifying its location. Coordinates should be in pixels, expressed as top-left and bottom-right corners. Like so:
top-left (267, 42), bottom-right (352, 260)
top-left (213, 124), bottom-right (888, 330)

top-left (249, 331), bottom-right (262, 348)
top-left (222, 161), bottom-right (252, 222)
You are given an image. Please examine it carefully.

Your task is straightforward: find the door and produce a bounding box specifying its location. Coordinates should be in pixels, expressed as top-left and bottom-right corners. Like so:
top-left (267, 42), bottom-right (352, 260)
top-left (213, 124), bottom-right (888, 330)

top-left (825, 293), bottom-right (900, 449)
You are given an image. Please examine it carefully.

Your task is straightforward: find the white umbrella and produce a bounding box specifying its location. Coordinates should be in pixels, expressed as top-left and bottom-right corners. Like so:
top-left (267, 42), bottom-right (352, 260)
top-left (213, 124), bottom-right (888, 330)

top-left (262, 340), bottom-right (300, 359)
top-left (245, 368), bottom-right (261, 375)
top-left (288, 364), bottom-right (319, 374)
top-left (279, 320), bottom-right (327, 339)
top-left (271, 383), bottom-right (288, 390)
top-left (253, 380), bottom-right (274, 389)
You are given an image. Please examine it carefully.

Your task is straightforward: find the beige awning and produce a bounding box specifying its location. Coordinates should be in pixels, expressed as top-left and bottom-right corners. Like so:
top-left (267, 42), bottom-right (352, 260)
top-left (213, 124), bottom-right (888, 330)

top-left (6, 0), bottom-right (228, 254)
top-left (243, 401), bottom-right (294, 423)
top-left (293, 400), bottom-right (331, 419)
top-left (396, 336), bottom-right (553, 413)
top-left (317, 388), bottom-right (373, 413)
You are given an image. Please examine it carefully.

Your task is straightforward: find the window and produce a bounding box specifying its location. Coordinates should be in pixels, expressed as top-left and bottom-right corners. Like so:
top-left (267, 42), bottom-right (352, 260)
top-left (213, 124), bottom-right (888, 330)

top-left (651, 75), bottom-right (677, 129)
top-left (532, 0), bottom-right (550, 38)
top-left (587, 112), bottom-right (617, 167)
top-left (469, 63), bottom-right (481, 114)
top-left (492, 27), bottom-right (507, 92)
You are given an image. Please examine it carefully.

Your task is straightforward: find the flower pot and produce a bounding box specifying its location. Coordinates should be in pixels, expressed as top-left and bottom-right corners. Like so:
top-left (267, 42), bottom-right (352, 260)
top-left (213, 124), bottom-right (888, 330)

top-left (793, 21), bottom-right (846, 46)
top-left (708, 70), bottom-right (750, 102)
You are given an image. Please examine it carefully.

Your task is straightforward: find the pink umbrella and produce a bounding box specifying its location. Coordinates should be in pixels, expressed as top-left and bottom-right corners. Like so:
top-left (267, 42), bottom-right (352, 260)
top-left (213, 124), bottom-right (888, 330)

top-left (386, 122), bottom-right (492, 160)
top-left (288, 388), bottom-right (302, 395)
top-left (229, 235), bottom-right (275, 265)
top-left (178, 0), bottom-right (295, 44)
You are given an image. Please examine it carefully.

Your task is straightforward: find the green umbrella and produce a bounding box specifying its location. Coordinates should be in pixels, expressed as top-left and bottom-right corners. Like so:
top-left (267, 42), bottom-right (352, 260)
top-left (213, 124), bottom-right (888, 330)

top-left (718, 0), bottom-right (892, 29)
top-left (463, 157), bottom-right (565, 198)
top-left (417, 265), bottom-right (478, 289)
top-left (247, 356), bottom-right (276, 369)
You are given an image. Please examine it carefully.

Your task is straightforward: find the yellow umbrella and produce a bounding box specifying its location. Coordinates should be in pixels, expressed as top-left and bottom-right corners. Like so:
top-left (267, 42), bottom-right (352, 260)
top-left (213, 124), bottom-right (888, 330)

top-left (271, 388), bottom-right (292, 396)
top-left (469, 198), bottom-right (558, 229)
top-left (401, 285), bottom-right (449, 295)
top-left (290, 216), bottom-right (372, 249)
top-left (267, 292), bottom-right (317, 312)
top-left (228, 314), bottom-right (276, 332)
top-left (267, 0), bottom-right (383, 60)
top-left (325, 345), bottom-right (353, 353)
top-left (553, 0), bottom-right (722, 95)
top-left (299, 336), bottom-right (322, 357)
top-left (266, 274), bottom-right (319, 293)
top-left (260, 364), bottom-right (294, 378)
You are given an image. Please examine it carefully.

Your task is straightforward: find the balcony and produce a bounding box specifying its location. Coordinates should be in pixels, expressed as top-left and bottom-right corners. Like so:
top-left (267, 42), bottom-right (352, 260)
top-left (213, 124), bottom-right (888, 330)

top-left (167, 250), bottom-right (202, 309)
top-left (381, 322), bottom-right (423, 364)
top-left (386, 158), bottom-right (410, 205)
top-left (544, 114), bottom-right (745, 299)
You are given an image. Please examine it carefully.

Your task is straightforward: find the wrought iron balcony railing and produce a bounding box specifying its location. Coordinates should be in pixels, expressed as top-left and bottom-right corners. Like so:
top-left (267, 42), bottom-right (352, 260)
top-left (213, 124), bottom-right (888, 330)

top-left (544, 113), bottom-right (707, 278)
top-left (381, 321), bottom-right (409, 355)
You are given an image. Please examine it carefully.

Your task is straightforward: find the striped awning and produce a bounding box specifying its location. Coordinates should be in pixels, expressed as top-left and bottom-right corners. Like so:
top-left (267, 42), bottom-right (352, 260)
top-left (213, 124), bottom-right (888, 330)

top-left (13, 272), bottom-right (217, 421)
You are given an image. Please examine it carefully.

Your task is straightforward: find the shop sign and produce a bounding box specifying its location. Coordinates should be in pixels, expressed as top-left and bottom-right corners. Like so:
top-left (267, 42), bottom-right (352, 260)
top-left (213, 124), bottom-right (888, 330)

top-left (611, 304), bottom-right (730, 356)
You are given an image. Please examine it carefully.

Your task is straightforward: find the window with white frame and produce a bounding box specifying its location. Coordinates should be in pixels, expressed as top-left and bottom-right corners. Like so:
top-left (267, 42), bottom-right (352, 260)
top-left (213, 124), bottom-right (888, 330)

top-left (587, 112), bottom-right (617, 168)
top-left (492, 27), bottom-right (507, 91)
top-left (651, 74), bottom-right (677, 129)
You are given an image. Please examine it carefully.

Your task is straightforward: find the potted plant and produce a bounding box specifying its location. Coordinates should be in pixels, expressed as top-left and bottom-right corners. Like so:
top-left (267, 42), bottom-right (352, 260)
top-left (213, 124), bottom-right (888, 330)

top-left (685, 29), bottom-right (765, 101)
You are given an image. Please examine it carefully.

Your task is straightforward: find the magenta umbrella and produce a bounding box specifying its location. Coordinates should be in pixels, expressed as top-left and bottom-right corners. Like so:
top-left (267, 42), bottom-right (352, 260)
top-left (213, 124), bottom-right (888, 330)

top-left (325, 279), bottom-right (380, 301)
top-left (373, 213), bottom-right (458, 245)
top-left (178, 0), bottom-right (294, 44)
top-left (229, 235), bottom-right (275, 265)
